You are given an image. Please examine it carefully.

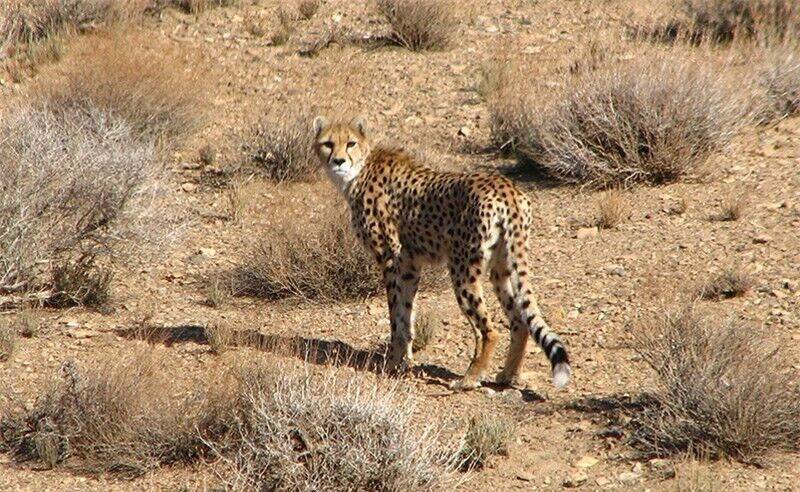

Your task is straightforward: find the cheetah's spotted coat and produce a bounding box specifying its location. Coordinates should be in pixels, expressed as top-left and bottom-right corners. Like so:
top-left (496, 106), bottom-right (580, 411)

top-left (313, 117), bottom-right (570, 389)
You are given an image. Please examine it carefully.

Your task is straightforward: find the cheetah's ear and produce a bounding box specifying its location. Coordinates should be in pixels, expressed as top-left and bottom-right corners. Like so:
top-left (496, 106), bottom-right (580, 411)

top-left (351, 116), bottom-right (368, 136)
top-left (313, 116), bottom-right (328, 136)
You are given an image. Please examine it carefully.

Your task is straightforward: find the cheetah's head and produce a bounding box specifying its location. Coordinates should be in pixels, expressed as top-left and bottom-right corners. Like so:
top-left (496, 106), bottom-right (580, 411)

top-left (312, 116), bottom-right (371, 191)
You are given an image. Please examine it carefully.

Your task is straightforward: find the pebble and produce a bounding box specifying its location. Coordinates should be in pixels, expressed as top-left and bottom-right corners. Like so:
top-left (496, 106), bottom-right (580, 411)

top-left (563, 472), bottom-right (588, 488)
top-left (500, 388), bottom-right (522, 402)
top-left (617, 471), bottom-right (641, 484)
top-left (516, 471), bottom-right (535, 482)
top-left (478, 387), bottom-right (496, 397)
top-left (576, 226), bottom-right (598, 239)
top-left (181, 182), bottom-right (197, 192)
top-left (753, 234), bottom-right (772, 244)
top-left (574, 455), bottom-right (599, 468)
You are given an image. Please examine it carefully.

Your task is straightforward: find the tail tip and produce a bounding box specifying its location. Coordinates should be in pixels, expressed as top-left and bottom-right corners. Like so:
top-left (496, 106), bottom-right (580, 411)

top-left (552, 362), bottom-right (571, 389)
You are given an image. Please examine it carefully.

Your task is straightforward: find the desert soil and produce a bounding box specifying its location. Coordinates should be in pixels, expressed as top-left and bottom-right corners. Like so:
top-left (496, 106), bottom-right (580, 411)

top-left (1, 0), bottom-right (799, 490)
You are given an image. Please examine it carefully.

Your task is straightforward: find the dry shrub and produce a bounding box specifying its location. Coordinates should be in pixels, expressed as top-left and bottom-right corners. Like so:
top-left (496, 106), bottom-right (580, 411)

top-left (714, 191), bottom-right (749, 221)
top-left (0, 0), bottom-right (149, 49)
top-left (47, 255), bottom-right (113, 308)
top-left (459, 415), bottom-right (513, 470)
top-left (0, 322), bottom-right (18, 362)
top-left (412, 309), bottom-right (438, 352)
top-left (205, 321), bottom-right (236, 354)
top-left (205, 359), bottom-right (462, 491)
top-left (375, 0), bottom-right (459, 51)
top-left (596, 189), bottom-right (630, 229)
top-left (0, 104), bottom-right (161, 294)
top-left (170, 0), bottom-right (238, 14)
top-left (229, 209), bottom-right (379, 301)
top-left (490, 54), bottom-right (751, 188)
top-left (696, 268), bottom-right (754, 300)
top-left (757, 45), bottom-right (800, 122)
top-left (297, 0), bottom-right (321, 20)
top-left (33, 32), bottom-right (208, 143)
top-left (14, 309), bottom-right (40, 338)
top-left (677, 0), bottom-right (800, 43)
top-left (632, 306), bottom-right (800, 461)
top-left (246, 110), bottom-right (317, 182)
top-left (669, 461), bottom-right (721, 492)
top-left (0, 350), bottom-right (204, 475)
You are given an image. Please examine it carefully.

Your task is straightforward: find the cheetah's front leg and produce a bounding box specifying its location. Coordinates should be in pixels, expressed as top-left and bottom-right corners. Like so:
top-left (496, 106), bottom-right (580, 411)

top-left (383, 255), bottom-right (419, 374)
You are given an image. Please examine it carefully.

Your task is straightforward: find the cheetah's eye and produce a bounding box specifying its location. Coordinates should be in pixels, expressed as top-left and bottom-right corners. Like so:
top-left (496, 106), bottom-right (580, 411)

top-left (346, 141), bottom-right (356, 149)
top-left (321, 142), bottom-right (334, 150)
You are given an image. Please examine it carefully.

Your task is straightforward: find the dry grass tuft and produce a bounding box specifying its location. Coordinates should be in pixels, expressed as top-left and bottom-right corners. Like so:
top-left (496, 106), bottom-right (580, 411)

top-left (0, 350), bottom-right (204, 475)
top-left (204, 322), bottom-right (236, 354)
top-left (205, 359), bottom-right (462, 491)
top-left (696, 268), bottom-right (754, 300)
top-left (203, 276), bottom-right (232, 308)
top-left (0, 104), bottom-right (162, 294)
top-left (33, 32), bottom-right (209, 143)
top-left (412, 309), bottom-right (438, 352)
top-left (669, 461), bottom-right (721, 492)
top-left (270, 8), bottom-right (295, 46)
top-left (47, 255), bottom-right (113, 308)
top-left (0, 322), bottom-right (18, 362)
top-left (229, 209), bottom-right (379, 301)
top-left (757, 45), bottom-right (800, 122)
top-left (595, 189), bottom-right (630, 229)
top-left (632, 305), bottom-right (800, 461)
top-left (674, 0), bottom-right (800, 44)
top-left (171, 0), bottom-right (238, 14)
top-left (459, 415), bottom-right (513, 470)
top-left (714, 191), bottom-right (749, 221)
top-left (375, 0), bottom-right (459, 51)
top-left (489, 54), bottom-right (751, 188)
top-left (246, 110), bottom-right (317, 182)
top-left (14, 309), bottom-right (40, 338)
top-left (297, 0), bottom-right (321, 20)
top-left (198, 144), bottom-right (216, 166)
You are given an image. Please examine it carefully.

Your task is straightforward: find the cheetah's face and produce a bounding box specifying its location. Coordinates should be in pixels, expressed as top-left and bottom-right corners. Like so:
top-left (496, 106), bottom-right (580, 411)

top-left (313, 116), bottom-right (371, 190)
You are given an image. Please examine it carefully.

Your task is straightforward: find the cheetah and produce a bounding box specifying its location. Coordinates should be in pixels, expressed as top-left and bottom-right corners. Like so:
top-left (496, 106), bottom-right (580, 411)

top-left (312, 116), bottom-right (570, 389)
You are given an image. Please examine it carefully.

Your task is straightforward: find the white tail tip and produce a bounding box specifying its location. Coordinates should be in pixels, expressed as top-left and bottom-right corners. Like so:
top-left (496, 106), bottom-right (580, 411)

top-left (552, 362), bottom-right (571, 389)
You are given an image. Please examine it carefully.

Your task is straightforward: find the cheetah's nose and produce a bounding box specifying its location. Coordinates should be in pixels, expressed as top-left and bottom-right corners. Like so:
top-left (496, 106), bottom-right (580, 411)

top-left (332, 158), bottom-right (346, 166)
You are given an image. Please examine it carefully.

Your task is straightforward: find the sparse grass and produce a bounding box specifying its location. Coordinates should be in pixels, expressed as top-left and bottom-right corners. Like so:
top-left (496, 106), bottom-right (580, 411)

top-left (47, 255), bottom-right (113, 308)
top-left (758, 45), bottom-right (800, 122)
top-left (669, 461), bottom-right (721, 492)
top-left (632, 305), bottom-right (800, 461)
top-left (203, 276), bottom-right (231, 308)
top-left (246, 109), bottom-right (318, 182)
top-left (198, 144), bottom-right (216, 166)
top-left (714, 191), bottom-right (749, 221)
top-left (673, 0), bottom-right (800, 44)
top-left (33, 31), bottom-right (209, 143)
top-left (228, 209), bottom-right (379, 301)
top-left (459, 415), bottom-right (513, 470)
top-left (667, 196), bottom-right (689, 216)
top-left (595, 189), bottom-right (630, 229)
top-left (0, 322), bottom-right (18, 362)
top-left (696, 268), bottom-right (754, 300)
top-left (375, 0), bottom-right (459, 51)
top-left (488, 54), bottom-right (751, 188)
top-left (205, 359), bottom-right (462, 491)
top-left (14, 309), bottom-right (40, 338)
top-left (204, 322), bottom-right (235, 354)
top-left (297, 0), bottom-right (321, 20)
top-left (171, 0), bottom-right (238, 14)
top-left (0, 104), bottom-right (161, 294)
top-left (0, 350), bottom-right (204, 475)
top-left (412, 309), bottom-right (438, 352)
top-left (224, 177), bottom-right (254, 223)
top-left (270, 8), bottom-right (295, 46)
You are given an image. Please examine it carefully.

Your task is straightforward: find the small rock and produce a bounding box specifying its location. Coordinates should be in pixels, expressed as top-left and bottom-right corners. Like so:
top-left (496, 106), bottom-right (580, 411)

top-left (772, 289), bottom-right (787, 299)
top-left (478, 387), bottom-right (496, 397)
top-left (781, 279), bottom-right (798, 293)
top-left (68, 329), bottom-right (95, 339)
top-left (457, 126), bottom-right (471, 137)
top-left (199, 247), bottom-right (217, 258)
top-left (181, 162), bottom-right (201, 170)
top-left (181, 182), bottom-right (197, 192)
top-left (604, 265), bottom-right (626, 277)
top-left (516, 471), bottom-right (535, 482)
top-left (500, 388), bottom-right (522, 402)
top-left (753, 234), bottom-right (772, 244)
top-left (595, 476), bottom-right (611, 487)
top-left (65, 320), bottom-right (80, 328)
top-left (576, 226), bottom-right (598, 239)
top-left (617, 471), bottom-right (641, 485)
top-left (574, 455), bottom-right (599, 468)
top-left (563, 472), bottom-right (588, 488)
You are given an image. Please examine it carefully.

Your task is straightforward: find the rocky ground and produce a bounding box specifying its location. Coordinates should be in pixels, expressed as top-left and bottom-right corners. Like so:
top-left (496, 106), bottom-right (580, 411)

top-left (1, 0), bottom-right (799, 490)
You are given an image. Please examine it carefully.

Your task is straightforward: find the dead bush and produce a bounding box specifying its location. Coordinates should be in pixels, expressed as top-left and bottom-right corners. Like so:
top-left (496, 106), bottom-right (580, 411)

top-left (0, 322), bottom-right (18, 362)
top-left (297, 0), bottom-right (321, 20)
top-left (0, 0), bottom-right (149, 50)
top-left (0, 350), bottom-right (204, 475)
top-left (459, 415), bottom-right (513, 470)
top-left (47, 255), bottom-right (113, 308)
top-left (632, 305), bottom-right (800, 461)
top-left (229, 209), bottom-right (379, 301)
top-left (205, 359), bottom-right (462, 491)
top-left (33, 32), bottom-right (208, 143)
top-left (169, 0), bottom-right (238, 14)
top-left (412, 309), bottom-right (438, 352)
top-left (758, 45), bottom-right (800, 122)
top-left (490, 54), bottom-right (750, 188)
top-left (677, 0), bottom-right (800, 43)
top-left (205, 322), bottom-right (236, 354)
top-left (0, 105), bottom-right (161, 294)
top-left (696, 268), bottom-right (754, 300)
top-left (246, 110), bottom-right (317, 182)
top-left (375, 0), bottom-right (459, 51)
top-left (596, 189), bottom-right (630, 229)
top-left (714, 191), bottom-right (749, 221)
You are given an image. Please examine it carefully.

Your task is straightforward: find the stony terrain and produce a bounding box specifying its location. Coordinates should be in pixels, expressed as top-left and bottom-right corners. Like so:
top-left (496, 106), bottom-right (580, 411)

top-left (1, 0), bottom-right (799, 490)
